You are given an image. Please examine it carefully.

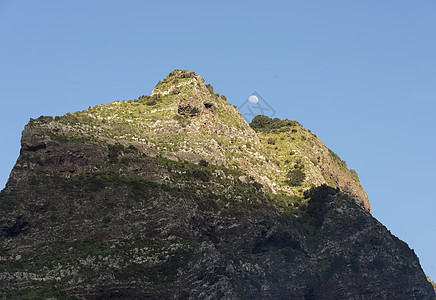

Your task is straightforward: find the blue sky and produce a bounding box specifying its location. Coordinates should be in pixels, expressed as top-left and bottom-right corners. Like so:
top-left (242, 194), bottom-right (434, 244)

top-left (1, 0), bottom-right (435, 280)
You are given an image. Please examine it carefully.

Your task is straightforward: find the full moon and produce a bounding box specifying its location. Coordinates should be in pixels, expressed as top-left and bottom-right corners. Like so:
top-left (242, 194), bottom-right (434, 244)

top-left (248, 95), bottom-right (259, 103)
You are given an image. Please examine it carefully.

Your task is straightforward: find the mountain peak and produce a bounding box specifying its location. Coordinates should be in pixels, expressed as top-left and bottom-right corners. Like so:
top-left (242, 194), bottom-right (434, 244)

top-left (1, 70), bottom-right (434, 298)
top-left (16, 70), bottom-right (370, 211)
top-left (151, 69), bottom-right (202, 96)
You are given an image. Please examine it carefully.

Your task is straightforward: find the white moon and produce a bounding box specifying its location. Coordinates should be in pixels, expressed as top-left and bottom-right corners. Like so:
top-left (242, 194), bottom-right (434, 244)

top-left (248, 95), bottom-right (259, 103)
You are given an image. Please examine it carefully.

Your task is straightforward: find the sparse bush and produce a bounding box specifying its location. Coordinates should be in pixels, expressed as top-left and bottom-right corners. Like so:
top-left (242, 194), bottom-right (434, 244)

top-left (146, 99), bottom-right (157, 106)
top-left (191, 170), bottom-right (211, 182)
top-left (180, 71), bottom-right (195, 78)
top-left (267, 138), bottom-right (276, 145)
top-left (108, 144), bottom-right (124, 161)
top-left (294, 163), bottom-right (304, 169)
top-left (28, 115), bottom-right (54, 126)
top-left (252, 181), bottom-right (263, 190)
top-left (168, 70), bottom-right (196, 78)
top-left (328, 149), bottom-right (348, 169)
top-left (203, 102), bottom-right (214, 110)
top-left (294, 158), bottom-right (304, 169)
top-left (205, 84), bottom-right (214, 95)
top-left (173, 115), bottom-right (191, 127)
top-left (220, 95), bottom-right (227, 101)
top-left (128, 144), bottom-right (138, 151)
top-left (286, 169), bottom-right (306, 187)
top-left (198, 160), bottom-right (209, 167)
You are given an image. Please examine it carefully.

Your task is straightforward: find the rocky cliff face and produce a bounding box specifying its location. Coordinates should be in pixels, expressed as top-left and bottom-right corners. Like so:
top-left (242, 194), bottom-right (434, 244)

top-left (0, 70), bottom-right (434, 299)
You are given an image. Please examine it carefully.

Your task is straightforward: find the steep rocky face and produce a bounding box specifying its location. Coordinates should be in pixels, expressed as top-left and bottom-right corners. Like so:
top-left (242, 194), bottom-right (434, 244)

top-left (8, 69), bottom-right (369, 211)
top-left (0, 70), bottom-right (434, 298)
top-left (249, 115), bottom-right (370, 211)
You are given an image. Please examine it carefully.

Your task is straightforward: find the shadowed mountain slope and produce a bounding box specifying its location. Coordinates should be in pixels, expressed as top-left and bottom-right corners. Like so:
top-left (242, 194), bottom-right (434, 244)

top-left (0, 70), bottom-right (433, 299)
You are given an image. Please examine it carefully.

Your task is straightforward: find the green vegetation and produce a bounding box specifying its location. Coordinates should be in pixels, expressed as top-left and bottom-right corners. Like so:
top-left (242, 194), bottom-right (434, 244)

top-left (153, 70), bottom-right (197, 95)
top-left (249, 115), bottom-right (300, 133)
top-left (17, 149), bottom-right (282, 221)
top-left (145, 99), bottom-right (157, 106)
top-left (173, 114), bottom-right (191, 127)
top-left (20, 73), bottom-right (367, 216)
top-left (191, 169), bottom-right (211, 182)
top-left (303, 185), bottom-right (338, 230)
top-left (23, 69), bottom-right (244, 162)
top-left (205, 83), bottom-right (222, 99)
top-left (2, 70), bottom-right (428, 298)
top-left (205, 83), bottom-right (214, 95)
top-left (168, 69), bottom-right (196, 79)
top-left (0, 237), bottom-right (199, 297)
top-left (327, 148), bottom-right (360, 183)
top-left (286, 169), bottom-right (306, 187)
top-left (28, 115), bottom-right (54, 126)
top-left (247, 113), bottom-right (366, 204)
top-left (328, 148), bottom-right (347, 169)
top-left (269, 192), bottom-right (306, 217)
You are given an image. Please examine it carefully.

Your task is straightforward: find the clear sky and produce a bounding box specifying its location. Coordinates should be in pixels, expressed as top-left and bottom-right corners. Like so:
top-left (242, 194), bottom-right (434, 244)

top-left (1, 0), bottom-right (435, 280)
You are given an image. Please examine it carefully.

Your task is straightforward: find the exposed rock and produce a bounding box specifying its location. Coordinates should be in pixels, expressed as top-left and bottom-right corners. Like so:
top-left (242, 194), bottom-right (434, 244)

top-left (0, 69), bottom-right (433, 299)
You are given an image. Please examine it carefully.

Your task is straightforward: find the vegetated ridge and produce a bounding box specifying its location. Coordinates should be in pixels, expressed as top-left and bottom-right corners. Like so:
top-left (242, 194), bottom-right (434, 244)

top-left (0, 70), bottom-right (434, 299)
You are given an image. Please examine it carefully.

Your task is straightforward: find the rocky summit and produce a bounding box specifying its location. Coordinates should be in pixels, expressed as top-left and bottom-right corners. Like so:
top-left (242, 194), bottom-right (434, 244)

top-left (0, 69), bottom-right (434, 299)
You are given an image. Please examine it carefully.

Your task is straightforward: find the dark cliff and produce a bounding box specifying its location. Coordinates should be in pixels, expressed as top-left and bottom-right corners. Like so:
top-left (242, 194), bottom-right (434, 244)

top-left (0, 70), bottom-right (434, 299)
